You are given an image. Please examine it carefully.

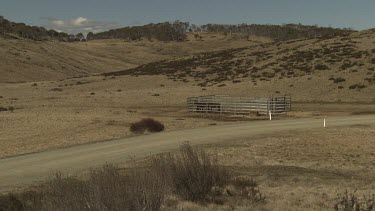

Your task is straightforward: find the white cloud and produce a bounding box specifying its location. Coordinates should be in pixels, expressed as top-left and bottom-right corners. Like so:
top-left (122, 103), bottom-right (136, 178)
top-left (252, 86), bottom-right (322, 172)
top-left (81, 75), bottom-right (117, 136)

top-left (44, 17), bottom-right (120, 35)
top-left (51, 20), bottom-right (64, 27)
top-left (71, 17), bottom-right (88, 26)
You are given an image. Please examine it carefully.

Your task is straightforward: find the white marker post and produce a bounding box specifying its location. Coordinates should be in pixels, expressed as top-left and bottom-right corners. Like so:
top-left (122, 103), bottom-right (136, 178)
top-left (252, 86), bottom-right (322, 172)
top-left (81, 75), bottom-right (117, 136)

top-left (324, 119), bottom-right (326, 128)
top-left (269, 110), bottom-right (272, 121)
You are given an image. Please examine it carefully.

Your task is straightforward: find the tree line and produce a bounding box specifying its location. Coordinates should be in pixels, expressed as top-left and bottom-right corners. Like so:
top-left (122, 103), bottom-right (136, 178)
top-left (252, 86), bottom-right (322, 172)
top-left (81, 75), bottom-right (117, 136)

top-left (0, 16), bottom-right (85, 41)
top-left (1, 15), bottom-right (354, 42)
top-left (87, 21), bottom-right (189, 41)
top-left (87, 22), bottom-right (354, 42)
top-left (193, 23), bottom-right (354, 41)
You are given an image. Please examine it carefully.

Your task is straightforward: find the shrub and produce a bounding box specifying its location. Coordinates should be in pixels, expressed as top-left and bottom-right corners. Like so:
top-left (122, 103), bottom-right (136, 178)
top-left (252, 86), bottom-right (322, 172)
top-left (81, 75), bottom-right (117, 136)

top-left (8, 106), bottom-right (15, 112)
top-left (334, 190), bottom-right (375, 211)
top-left (231, 177), bottom-right (266, 204)
top-left (0, 106), bottom-right (14, 112)
top-left (315, 64), bottom-right (329, 70)
top-left (130, 118), bottom-right (165, 134)
top-left (49, 88), bottom-right (63, 92)
top-left (13, 165), bottom-right (167, 211)
top-left (153, 142), bottom-right (229, 202)
top-left (0, 143), bottom-right (263, 210)
top-left (333, 77), bottom-right (346, 83)
top-left (0, 194), bottom-right (24, 211)
top-left (349, 84), bottom-right (366, 90)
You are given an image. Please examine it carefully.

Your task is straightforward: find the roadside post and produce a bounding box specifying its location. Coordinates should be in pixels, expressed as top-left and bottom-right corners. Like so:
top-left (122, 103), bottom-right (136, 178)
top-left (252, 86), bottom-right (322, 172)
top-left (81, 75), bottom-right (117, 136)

top-left (269, 110), bottom-right (272, 120)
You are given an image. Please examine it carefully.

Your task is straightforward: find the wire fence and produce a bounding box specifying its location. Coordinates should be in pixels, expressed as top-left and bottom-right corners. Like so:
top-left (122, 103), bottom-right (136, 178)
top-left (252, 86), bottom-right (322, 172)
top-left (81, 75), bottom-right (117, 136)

top-left (187, 95), bottom-right (291, 115)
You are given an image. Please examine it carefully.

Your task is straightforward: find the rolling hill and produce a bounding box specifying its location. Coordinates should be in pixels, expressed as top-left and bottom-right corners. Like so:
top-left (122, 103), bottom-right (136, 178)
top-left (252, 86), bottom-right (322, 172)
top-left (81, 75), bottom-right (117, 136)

top-left (0, 33), bottom-right (268, 83)
top-left (1, 16), bottom-right (358, 83)
top-left (105, 30), bottom-right (375, 102)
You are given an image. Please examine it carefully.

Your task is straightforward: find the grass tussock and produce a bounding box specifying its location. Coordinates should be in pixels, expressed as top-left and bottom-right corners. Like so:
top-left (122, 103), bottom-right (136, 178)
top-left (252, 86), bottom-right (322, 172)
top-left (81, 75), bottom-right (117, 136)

top-left (153, 142), bottom-right (229, 202)
top-left (130, 118), bottom-right (165, 134)
top-left (0, 164), bottom-right (166, 211)
top-left (334, 190), bottom-right (375, 211)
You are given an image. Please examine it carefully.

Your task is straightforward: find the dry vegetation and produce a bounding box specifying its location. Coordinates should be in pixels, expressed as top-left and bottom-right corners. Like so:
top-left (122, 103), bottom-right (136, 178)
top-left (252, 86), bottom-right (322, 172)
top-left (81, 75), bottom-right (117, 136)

top-left (130, 118), bottom-right (165, 134)
top-left (199, 124), bottom-right (375, 210)
top-left (2, 125), bottom-right (375, 210)
top-left (1, 19), bottom-right (375, 211)
top-left (1, 72), bottom-right (374, 159)
top-left (0, 28), bottom-right (374, 159)
top-left (0, 33), bottom-right (267, 83)
top-left (0, 143), bottom-right (264, 211)
top-left (105, 30), bottom-right (375, 102)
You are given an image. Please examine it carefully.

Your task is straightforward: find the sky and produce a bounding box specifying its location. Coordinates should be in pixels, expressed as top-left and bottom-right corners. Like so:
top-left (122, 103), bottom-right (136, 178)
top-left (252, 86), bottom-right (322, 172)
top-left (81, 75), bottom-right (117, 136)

top-left (1, 0), bottom-right (374, 34)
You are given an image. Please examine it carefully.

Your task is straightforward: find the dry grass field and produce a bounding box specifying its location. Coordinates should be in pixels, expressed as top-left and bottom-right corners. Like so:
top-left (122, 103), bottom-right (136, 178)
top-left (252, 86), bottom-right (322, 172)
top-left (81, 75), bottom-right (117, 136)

top-left (159, 124), bottom-right (375, 210)
top-left (106, 30), bottom-right (375, 103)
top-left (1, 123), bottom-right (375, 210)
top-left (1, 73), bottom-right (374, 159)
top-left (0, 33), bottom-right (268, 83)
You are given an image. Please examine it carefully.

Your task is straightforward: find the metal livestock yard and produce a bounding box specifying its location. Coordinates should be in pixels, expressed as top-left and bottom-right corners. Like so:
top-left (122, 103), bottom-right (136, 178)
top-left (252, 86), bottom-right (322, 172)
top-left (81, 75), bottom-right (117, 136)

top-left (187, 95), bottom-right (291, 115)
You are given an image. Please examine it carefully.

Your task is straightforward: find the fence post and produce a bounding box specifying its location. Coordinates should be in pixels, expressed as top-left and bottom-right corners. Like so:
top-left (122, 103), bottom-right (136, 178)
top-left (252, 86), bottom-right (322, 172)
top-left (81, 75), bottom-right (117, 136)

top-left (269, 110), bottom-right (272, 120)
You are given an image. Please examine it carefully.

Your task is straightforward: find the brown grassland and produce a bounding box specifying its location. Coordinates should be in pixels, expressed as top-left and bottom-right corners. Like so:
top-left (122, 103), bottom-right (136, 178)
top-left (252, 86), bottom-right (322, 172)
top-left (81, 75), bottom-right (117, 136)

top-left (0, 33), bottom-right (269, 83)
top-left (0, 29), bottom-right (375, 210)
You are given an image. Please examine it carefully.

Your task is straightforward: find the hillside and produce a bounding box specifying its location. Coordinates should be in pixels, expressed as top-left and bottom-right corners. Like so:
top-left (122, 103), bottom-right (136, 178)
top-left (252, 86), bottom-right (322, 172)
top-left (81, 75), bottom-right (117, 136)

top-left (0, 30), bottom-right (374, 159)
top-left (0, 33), bottom-right (268, 83)
top-left (105, 30), bottom-right (375, 102)
top-left (1, 16), bottom-right (358, 83)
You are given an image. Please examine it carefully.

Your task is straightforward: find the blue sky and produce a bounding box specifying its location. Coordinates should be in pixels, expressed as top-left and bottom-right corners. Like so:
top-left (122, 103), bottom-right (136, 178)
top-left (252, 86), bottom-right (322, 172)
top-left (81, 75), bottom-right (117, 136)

top-left (1, 0), bottom-right (374, 34)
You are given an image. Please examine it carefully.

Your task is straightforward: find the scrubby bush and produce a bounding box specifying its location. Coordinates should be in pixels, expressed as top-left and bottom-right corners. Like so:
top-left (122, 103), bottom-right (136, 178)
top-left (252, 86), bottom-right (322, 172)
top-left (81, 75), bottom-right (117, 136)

top-left (333, 77), bottom-right (346, 83)
top-left (130, 118), bottom-right (165, 134)
top-left (0, 106), bottom-right (15, 112)
top-left (315, 64), bottom-right (329, 70)
top-left (153, 142), bottom-right (229, 202)
top-left (0, 143), bottom-right (264, 210)
top-left (49, 88), bottom-right (63, 92)
top-left (3, 165), bottom-right (166, 211)
top-left (334, 190), bottom-right (375, 211)
top-left (0, 194), bottom-right (24, 211)
top-left (349, 84), bottom-right (366, 90)
top-left (231, 177), bottom-right (266, 204)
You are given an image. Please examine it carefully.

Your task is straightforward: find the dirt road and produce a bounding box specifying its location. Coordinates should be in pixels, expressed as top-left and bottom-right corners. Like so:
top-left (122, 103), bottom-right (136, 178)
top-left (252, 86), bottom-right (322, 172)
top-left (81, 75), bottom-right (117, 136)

top-left (1, 115), bottom-right (375, 192)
